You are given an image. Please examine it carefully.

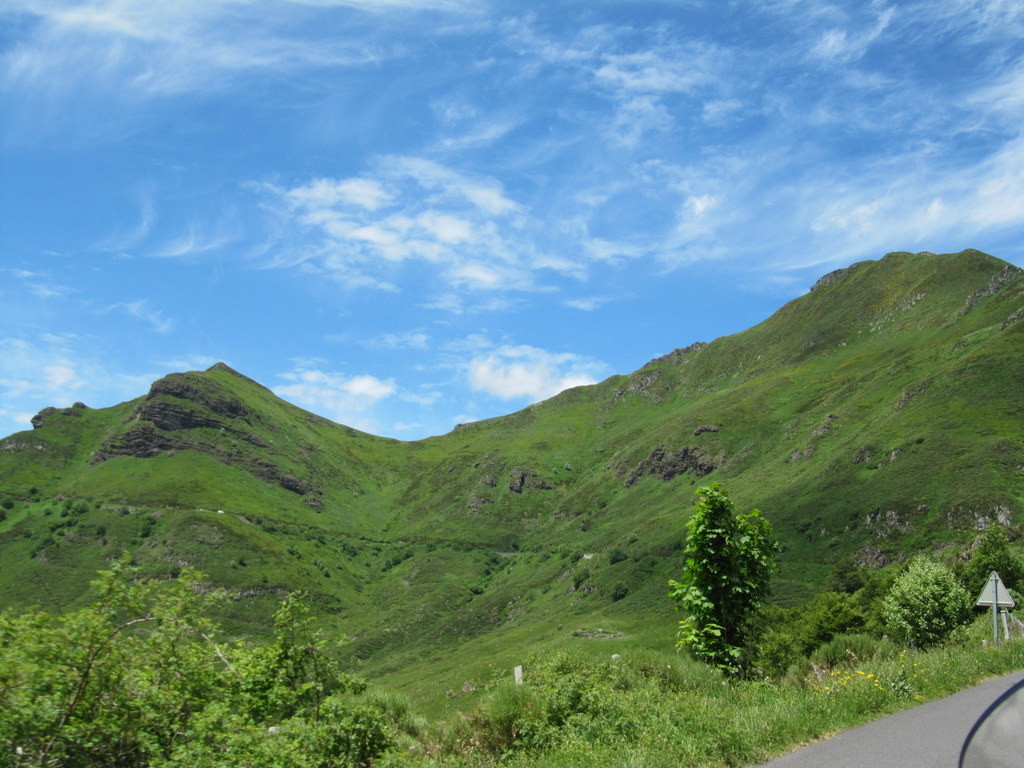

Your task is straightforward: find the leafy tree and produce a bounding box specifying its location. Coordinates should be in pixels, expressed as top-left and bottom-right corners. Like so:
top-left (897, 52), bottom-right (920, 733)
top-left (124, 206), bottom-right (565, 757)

top-left (826, 555), bottom-right (867, 594)
top-left (802, 591), bottom-right (867, 650)
top-left (881, 556), bottom-right (972, 649)
top-left (960, 527), bottom-right (1024, 596)
top-left (668, 484), bottom-right (778, 674)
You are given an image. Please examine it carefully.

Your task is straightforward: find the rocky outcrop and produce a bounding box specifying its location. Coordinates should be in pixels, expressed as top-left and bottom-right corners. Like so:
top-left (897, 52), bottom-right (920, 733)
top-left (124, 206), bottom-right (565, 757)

top-left (864, 505), bottom-right (927, 538)
top-left (617, 371), bottom-right (661, 398)
top-left (854, 544), bottom-right (893, 568)
top-left (1003, 306), bottom-right (1024, 329)
top-left (811, 267), bottom-right (851, 291)
top-left (30, 407), bottom-right (57, 430)
top-left (962, 264), bottom-right (1022, 314)
top-left (467, 495), bottom-right (494, 514)
top-left (947, 504), bottom-right (1013, 531)
top-left (148, 373), bottom-right (257, 425)
top-left (648, 341), bottom-right (707, 366)
top-left (508, 467), bottom-right (552, 493)
top-left (897, 382), bottom-right (930, 411)
top-left (624, 446), bottom-right (719, 487)
top-left (810, 259), bottom-right (870, 292)
top-left (95, 422), bottom-right (180, 460)
top-left (30, 402), bottom-right (89, 429)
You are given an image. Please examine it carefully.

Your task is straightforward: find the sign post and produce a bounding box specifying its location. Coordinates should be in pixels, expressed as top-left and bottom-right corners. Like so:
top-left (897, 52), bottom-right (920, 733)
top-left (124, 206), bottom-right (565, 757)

top-left (975, 571), bottom-right (1015, 647)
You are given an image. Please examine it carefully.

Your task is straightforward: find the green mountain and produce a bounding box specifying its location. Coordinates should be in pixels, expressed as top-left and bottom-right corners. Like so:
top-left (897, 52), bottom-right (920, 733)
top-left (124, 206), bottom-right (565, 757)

top-left (1, 248), bottom-right (1021, 702)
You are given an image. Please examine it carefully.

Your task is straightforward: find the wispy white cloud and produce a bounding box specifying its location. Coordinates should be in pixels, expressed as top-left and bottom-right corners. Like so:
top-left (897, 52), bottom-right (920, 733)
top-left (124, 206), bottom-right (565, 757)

top-left (159, 354), bottom-right (223, 372)
top-left (564, 295), bottom-right (614, 311)
top-left (810, 7), bottom-right (894, 63)
top-left (702, 98), bottom-right (745, 124)
top-left (93, 194), bottom-right (157, 252)
top-left (260, 156), bottom-right (581, 299)
top-left (0, 335), bottom-right (154, 432)
top-left (5, 268), bottom-right (76, 300)
top-left (794, 138), bottom-right (1024, 267)
top-left (368, 331), bottom-right (431, 350)
top-left (108, 300), bottom-right (175, 333)
top-left (401, 390), bottom-right (441, 406)
top-left (1, 0), bottom-right (394, 101)
top-left (286, 0), bottom-right (473, 9)
top-left (272, 362), bottom-right (398, 432)
top-left (150, 223), bottom-right (236, 259)
top-left (606, 95), bottom-right (672, 147)
top-left (391, 421), bottom-right (424, 432)
top-left (899, 0), bottom-right (1024, 45)
top-left (465, 344), bottom-right (605, 402)
top-left (594, 46), bottom-right (721, 95)
top-left (285, 178), bottom-right (393, 212)
top-left (28, 282), bottom-right (76, 299)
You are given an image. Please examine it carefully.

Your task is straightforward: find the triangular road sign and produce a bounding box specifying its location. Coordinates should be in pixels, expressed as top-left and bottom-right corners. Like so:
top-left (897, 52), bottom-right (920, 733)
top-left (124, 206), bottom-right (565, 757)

top-left (976, 571), bottom-right (1015, 608)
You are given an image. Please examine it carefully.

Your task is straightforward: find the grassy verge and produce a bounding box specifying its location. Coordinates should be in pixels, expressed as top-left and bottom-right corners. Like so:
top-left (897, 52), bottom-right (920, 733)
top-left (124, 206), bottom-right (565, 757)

top-left (378, 617), bottom-right (1024, 768)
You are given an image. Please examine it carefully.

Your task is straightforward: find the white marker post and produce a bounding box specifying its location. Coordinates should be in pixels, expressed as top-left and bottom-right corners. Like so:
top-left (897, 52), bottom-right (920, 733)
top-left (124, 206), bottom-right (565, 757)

top-left (975, 571), bottom-right (1015, 647)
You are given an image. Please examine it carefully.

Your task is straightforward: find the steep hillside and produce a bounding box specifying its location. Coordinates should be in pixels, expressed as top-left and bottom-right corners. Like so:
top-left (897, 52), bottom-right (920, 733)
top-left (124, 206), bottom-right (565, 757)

top-left (0, 248), bottom-right (1021, 701)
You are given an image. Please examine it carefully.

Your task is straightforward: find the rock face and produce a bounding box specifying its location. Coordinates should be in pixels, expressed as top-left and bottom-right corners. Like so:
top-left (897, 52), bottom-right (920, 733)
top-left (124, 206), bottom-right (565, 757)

top-left (508, 467), bottom-right (553, 493)
top-left (624, 446), bottom-right (720, 487)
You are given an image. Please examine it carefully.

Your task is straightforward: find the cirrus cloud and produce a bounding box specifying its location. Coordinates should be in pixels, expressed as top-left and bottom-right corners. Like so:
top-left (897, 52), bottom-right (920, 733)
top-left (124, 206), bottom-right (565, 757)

top-left (259, 155), bottom-right (578, 298)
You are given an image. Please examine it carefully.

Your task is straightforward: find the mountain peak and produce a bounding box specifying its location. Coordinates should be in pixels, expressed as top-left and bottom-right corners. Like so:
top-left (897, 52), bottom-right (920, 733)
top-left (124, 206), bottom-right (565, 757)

top-left (204, 362), bottom-right (269, 389)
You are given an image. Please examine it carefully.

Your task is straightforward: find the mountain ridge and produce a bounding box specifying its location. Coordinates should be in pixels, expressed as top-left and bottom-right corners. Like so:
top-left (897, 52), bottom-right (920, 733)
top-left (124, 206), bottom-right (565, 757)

top-left (0, 248), bottom-right (1021, 703)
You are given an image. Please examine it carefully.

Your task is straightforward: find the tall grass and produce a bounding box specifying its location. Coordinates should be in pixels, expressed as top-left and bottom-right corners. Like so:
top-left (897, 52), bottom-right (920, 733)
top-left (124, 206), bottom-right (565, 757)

top-left (385, 621), bottom-right (1024, 768)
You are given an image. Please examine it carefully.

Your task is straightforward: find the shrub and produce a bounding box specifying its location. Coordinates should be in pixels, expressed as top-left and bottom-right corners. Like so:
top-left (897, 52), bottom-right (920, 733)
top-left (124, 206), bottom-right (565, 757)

top-left (609, 548), bottom-right (628, 564)
top-left (469, 681), bottom-right (545, 754)
top-left (882, 557), bottom-right (972, 648)
top-left (810, 633), bottom-right (897, 669)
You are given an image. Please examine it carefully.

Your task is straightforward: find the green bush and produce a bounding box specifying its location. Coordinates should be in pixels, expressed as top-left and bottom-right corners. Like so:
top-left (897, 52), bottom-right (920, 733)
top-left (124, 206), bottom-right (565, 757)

top-left (882, 557), bottom-right (972, 648)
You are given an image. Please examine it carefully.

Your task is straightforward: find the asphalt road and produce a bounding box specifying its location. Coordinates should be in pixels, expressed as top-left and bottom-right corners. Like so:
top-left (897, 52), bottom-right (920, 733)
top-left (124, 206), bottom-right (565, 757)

top-left (752, 670), bottom-right (1024, 768)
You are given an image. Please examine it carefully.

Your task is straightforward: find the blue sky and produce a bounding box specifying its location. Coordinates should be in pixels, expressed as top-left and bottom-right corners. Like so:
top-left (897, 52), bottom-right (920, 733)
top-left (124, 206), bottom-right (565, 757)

top-left (2, 0), bottom-right (1023, 440)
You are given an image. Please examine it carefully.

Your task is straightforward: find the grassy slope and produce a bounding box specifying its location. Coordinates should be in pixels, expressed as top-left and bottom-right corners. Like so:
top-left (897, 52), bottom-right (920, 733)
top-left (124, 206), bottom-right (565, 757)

top-left (0, 249), bottom-right (1021, 709)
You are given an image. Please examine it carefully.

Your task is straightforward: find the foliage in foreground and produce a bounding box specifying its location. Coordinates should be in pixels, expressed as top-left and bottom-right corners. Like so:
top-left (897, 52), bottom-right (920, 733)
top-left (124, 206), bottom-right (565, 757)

top-left (4, 553), bottom-right (1024, 768)
top-left (0, 561), bottom-right (395, 768)
top-left (406, 627), bottom-right (1024, 768)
